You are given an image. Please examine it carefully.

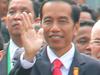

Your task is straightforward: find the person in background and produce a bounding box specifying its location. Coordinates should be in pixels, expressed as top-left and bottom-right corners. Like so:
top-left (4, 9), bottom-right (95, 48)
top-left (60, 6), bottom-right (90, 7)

top-left (90, 20), bottom-right (100, 60)
top-left (5, 0), bottom-right (39, 74)
top-left (72, 0), bottom-right (86, 5)
top-left (0, 0), bottom-right (8, 18)
top-left (0, 32), bottom-right (4, 61)
top-left (80, 4), bottom-right (97, 21)
top-left (96, 8), bottom-right (100, 20)
top-left (0, 20), bottom-right (7, 75)
top-left (0, 0), bottom-right (10, 43)
top-left (10, 0), bottom-right (100, 75)
top-left (74, 19), bottom-right (95, 55)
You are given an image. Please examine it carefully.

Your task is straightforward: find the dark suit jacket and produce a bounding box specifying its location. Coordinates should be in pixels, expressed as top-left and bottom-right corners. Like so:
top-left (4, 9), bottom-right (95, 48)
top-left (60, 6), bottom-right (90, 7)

top-left (0, 44), bottom-right (8, 75)
top-left (1, 21), bottom-right (10, 43)
top-left (0, 54), bottom-right (7, 75)
top-left (10, 46), bottom-right (100, 75)
top-left (0, 19), bottom-right (7, 75)
top-left (0, 43), bottom-right (12, 75)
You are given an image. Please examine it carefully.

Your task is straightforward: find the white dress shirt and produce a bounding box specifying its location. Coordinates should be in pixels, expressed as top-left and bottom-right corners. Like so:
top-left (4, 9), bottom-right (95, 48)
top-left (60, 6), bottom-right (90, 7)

top-left (20, 43), bottom-right (75, 75)
top-left (9, 39), bottom-right (24, 69)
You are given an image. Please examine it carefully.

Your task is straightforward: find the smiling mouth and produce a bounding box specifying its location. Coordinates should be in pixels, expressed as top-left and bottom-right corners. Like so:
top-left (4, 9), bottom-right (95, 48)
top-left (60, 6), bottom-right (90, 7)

top-left (49, 35), bottom-right (64, 39)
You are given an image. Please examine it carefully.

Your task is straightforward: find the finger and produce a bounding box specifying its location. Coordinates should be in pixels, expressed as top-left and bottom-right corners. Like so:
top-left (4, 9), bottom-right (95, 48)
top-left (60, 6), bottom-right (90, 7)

top-left (29, 13), bottom-right (33, 25)
top-left (17, 20), bottom-right (25, 34)
top-left (23, 12), bottom-right (33, 29)
top-left (37, 28), bottom-right (44, 40)
top-left (20, 13), bottom-right (28, 31)
top-left (28, 13), bottom-right (33, 29)
top-left (2, 50), bottom-right (6, 56)
top-left (20, 12), bottom-right (31, 31)
top-left (31, 28), bottom-right (37, 38)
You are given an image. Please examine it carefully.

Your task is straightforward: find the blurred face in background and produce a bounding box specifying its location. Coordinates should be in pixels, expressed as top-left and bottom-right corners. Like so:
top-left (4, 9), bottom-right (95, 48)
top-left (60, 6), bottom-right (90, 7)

top-left (7, 0), bottom-right (34, 37)
top-left (80, 12), bottom-right (92, 20)
top-left (0, 0), bottom-right (8, 18)
top-left (74, 26), bottom-right (92, 55)
top-left (90, 27), bottom-right (100, 60)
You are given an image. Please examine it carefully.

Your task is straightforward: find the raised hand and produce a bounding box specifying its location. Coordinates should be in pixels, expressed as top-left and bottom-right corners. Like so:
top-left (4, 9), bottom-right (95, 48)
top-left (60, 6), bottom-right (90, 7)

top-left (19, 12), bottom-right (44, 61)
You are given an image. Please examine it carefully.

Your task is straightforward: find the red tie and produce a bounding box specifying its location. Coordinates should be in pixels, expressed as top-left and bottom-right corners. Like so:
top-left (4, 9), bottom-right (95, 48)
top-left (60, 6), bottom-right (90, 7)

top-left (52, 59), bottom-right (62, 75)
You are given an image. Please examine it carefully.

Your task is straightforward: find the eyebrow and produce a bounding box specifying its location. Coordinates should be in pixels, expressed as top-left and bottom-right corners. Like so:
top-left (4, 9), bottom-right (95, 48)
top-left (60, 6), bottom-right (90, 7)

top-left (20, 7), bottom-right (29, 10)
top-left (43, 16), bottom-right (69, 20)
top-left (94, 38), bottom-right (100, 41)
top-left (8, 7), bottom-right (15, 10)
top-left (43, 16), bottom-right (52, 20)
top-left (58, 16), bottom-right (69, 20)
top-left (90, 38), bottom-right (100, 43)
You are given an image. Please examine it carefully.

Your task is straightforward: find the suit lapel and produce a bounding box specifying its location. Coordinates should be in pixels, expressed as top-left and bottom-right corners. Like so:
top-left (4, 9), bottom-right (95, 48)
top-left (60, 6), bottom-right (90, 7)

top-left (68, 49), bottom-right (86, 75)
top-left (36, 47), bottom-right (52, 75)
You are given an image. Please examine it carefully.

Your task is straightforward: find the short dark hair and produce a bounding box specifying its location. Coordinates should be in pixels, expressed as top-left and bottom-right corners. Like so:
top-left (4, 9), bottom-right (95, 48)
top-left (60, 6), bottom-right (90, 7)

top-left (40, 0), bottom-right (81, 24)
top-left (80, 4), bottom-right (97, 21)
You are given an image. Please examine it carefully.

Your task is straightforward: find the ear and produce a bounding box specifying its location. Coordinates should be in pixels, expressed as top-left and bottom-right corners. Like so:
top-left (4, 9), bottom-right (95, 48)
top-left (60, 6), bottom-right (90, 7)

top-left (73, 22), bottom-right (80, 37)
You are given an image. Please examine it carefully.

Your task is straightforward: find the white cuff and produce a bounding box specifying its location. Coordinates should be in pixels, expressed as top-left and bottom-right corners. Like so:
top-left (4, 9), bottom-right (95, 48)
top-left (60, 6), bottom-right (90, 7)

top-left (20, 52), bottom-right (36, 69)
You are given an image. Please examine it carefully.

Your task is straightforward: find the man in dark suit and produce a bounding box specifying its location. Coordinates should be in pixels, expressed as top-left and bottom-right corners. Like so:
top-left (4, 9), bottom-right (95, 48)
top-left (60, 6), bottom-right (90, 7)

top-left (0, 0), bottom-right (10, 43)
top-left (0, 22), bottom-right (4, 61)
top-left (5, 0), bottom-right (37, 74)
top-left (0, 21), bottom-right (7, 75)
top-left (10, 0), bottom-right (100, 75)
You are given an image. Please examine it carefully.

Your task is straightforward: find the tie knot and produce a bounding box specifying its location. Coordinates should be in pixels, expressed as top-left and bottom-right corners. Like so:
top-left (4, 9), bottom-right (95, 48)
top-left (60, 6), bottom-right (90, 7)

top-left (53, 59), bottom-right (62, 68)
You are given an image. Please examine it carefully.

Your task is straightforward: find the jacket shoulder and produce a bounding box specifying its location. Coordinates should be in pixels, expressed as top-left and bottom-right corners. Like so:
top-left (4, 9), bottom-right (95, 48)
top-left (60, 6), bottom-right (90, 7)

top-left (80, 53), bottom-right (100, 68)
top-left (80, 53), bottom-right (100, 75)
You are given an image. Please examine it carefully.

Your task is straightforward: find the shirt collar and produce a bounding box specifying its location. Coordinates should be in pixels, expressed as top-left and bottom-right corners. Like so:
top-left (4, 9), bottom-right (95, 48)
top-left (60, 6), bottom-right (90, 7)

top-left (47, 43), bottom-right (75, 69)
top-left (9, 39), bottom-right (24, 69)
top-left (9, 39), bottom-right (24, 50)
top-left (9, 39), bottom-right (19, 55)
top-left (9, 39), bottom-right (24, 59)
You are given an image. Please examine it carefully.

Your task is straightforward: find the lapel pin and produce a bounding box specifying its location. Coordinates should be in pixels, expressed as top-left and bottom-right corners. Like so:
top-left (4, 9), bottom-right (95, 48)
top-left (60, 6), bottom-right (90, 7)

top-left (73, 67), bottom-right (79, 75)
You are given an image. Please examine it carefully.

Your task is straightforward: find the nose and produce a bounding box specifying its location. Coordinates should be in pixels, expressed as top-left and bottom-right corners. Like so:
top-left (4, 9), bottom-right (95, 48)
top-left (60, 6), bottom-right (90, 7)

top-left (49, 22), bottom-right (60, 32)
top-left (13, 12), bottom-right (21, 20)
top-left (85, 44), bottom-right (91, 55)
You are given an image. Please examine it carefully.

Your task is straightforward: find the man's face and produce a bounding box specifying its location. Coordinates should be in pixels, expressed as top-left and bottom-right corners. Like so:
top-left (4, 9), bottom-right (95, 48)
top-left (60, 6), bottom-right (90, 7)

top-left (74, 26), bottom-right (92, 55)
top-left (80, 12), bottom-right (92, 20)
top-left (90, 29), bottom-right (100, 59)
top-left (7, 0), bottom-right (34, 37)
top-left (0, 0), bottom-right (8, 18)
top-left (42, 2), bottom-right (78, 51)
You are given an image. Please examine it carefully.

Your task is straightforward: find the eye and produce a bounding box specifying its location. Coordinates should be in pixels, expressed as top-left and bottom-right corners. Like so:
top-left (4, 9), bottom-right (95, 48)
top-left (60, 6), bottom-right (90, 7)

top-left (43, 19), bottom-right (53, 26)
top-left (8, 10), bottom-right (15, 15)
top-left (21, 10), bottom-right (30, 14)
top-left (58, 19), bottom-right (69, 25)
top-left (78, 38), bottom-right (89, 45)
top-left (91, 40), bottom-right (100, 46)
top-left (59, 20), bottom-right (67, 24)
